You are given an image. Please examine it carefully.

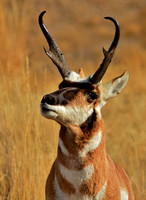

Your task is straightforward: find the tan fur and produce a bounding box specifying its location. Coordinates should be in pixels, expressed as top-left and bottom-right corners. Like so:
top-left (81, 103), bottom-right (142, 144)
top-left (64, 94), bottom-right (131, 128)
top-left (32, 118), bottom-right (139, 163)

top-left (78, 68), bottom-right (85, 78)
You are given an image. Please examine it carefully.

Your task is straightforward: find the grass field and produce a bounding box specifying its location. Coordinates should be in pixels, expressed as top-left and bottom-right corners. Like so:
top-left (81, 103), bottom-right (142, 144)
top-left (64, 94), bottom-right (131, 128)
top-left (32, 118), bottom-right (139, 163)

top-left (0, 0), bottom-right (145, 199)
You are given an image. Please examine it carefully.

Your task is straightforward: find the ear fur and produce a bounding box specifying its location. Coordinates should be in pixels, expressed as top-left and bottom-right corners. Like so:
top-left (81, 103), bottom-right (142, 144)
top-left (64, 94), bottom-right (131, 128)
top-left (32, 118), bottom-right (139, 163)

top-left (78, 68), bottom-right (85, 78)
top-left (102, 71), bottom-right (129, 101)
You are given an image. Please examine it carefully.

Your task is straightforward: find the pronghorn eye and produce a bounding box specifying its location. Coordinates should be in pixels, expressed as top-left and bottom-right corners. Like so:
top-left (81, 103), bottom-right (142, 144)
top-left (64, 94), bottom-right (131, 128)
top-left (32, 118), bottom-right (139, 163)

top-left (87, 92), bottom-right (97, 101)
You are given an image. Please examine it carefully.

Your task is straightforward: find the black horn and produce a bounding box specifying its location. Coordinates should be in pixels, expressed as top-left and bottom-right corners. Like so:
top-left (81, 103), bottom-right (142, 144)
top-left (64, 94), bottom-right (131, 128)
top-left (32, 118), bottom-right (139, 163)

top-left (90, 17), bottom-right (120, 84)
top-left (39, 11), bottom-right (71, 79)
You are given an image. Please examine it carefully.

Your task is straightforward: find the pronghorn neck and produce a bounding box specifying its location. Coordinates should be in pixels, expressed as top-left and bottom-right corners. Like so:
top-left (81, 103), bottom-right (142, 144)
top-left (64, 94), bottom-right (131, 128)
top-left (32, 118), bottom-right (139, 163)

top-left (54, 111), bottom-right (108, 197)
top-left (58, 111), bottom-right (106, 163)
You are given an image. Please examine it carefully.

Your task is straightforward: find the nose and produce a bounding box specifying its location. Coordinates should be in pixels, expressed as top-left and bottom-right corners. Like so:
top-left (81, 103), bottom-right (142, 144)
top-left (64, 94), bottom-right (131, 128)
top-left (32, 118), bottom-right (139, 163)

top-left (41, 94), bottom-right (55, 105)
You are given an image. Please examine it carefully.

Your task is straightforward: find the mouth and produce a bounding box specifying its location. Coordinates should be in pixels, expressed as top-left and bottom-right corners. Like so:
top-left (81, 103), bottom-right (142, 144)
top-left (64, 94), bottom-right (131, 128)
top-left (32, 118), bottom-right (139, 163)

top-left (40, 103), bottom-right (56, 113)
top-left (41, 106), bottom-right (50, 112)
top-left (40, 103), bottom-right (58, 119)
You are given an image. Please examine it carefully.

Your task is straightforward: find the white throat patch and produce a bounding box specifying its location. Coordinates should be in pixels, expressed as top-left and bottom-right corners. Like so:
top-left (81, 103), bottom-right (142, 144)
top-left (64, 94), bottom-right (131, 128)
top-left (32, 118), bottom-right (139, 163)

top-left (120, 188), bottom-right (128, 200)
top-left (54, 172), bottom-right (107, 200)
top-left (59, 138), bottom-right (69, 156)
top-left (80, 130), bottom-right (102, 157)
top-left (54, 164), bottom-right (95, 200)
top-left (59, 163), bottom-right (94, 190)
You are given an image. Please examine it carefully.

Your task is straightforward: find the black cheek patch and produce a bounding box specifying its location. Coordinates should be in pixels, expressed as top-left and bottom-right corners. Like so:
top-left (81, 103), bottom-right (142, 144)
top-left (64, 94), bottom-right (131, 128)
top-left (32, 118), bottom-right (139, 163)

top-left (80, 109), bottom-right (97, 133)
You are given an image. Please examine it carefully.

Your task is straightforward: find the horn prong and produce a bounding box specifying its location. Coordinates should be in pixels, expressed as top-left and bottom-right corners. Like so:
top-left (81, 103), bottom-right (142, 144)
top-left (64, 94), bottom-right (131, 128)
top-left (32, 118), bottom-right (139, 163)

top-left (39, 11), bottom-right (71, 79)
top-left (90, 17), bottom-right (120, 84)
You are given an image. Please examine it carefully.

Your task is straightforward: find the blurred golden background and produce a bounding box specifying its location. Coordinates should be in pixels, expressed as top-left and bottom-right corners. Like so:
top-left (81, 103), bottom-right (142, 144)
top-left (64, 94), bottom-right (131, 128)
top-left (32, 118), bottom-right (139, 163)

top-left (0, 0), bottom-right (145, 199)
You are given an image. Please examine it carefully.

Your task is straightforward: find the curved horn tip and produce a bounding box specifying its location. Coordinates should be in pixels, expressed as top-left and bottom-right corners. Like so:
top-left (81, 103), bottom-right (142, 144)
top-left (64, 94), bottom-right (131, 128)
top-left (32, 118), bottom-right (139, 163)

top-left (39, 11), bottom-right (47, 23)
top-left (40, 10), bottom-right (47, 16)
top-left (104, 16), bottom-right (119, 26)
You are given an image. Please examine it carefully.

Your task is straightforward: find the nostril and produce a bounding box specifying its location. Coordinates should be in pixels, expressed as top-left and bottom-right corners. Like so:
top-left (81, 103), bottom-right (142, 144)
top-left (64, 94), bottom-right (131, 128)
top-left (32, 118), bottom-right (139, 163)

top-left (41, 95), bottom-right (55, 105)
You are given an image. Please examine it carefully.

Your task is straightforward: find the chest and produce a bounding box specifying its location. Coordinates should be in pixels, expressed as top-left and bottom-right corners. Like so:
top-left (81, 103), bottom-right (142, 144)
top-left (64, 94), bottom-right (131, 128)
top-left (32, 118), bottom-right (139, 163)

top-left (54, 165), bottom-right (107, 200)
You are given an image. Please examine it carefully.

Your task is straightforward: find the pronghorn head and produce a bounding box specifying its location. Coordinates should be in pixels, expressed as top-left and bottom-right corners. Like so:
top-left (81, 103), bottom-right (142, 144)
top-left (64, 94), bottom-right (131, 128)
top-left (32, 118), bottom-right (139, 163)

top-left (39, 11), bottom-right (129, 126)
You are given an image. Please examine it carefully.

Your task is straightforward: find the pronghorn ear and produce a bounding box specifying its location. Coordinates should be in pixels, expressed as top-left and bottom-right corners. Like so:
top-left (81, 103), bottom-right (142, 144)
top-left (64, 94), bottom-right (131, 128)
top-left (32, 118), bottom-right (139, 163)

top-left (78, 68), bottom-right (85, 78)
top-left (102, 71), bottom-right (129, 101)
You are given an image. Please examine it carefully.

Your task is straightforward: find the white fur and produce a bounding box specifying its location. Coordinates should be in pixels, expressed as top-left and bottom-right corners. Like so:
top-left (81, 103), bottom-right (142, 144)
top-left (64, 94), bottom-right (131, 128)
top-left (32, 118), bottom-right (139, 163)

top-left (41, 108), bottom-right (58, 119)
top-left (120, 188), bottom-right (129, 200)
top-left (59, 138), bottom-right (69, 156)
top-left (54, 174), bottom-right (66, 200)
top-left (65, 71), bottom-right (91, 83)
top-left (54, 164), bottom-right (96, 200)
top-left (95, 106), bottom-right (102, 119)
top-left (95, 181), bottom-right (107, 200)
top-left (102, 71), bottom-right (129, 102)
top-left (59, 164), bottom-right (94, 191)
top-left (41, 103), bottom-right (93, 125)
top-left (54, 173), bottom-right (107, 200)
top-left (59, 163), bottom-right (94, 191)
top-left (65, 71), bottom-right (81, 82)
top-left (80, 130), bottom-right (102, 157)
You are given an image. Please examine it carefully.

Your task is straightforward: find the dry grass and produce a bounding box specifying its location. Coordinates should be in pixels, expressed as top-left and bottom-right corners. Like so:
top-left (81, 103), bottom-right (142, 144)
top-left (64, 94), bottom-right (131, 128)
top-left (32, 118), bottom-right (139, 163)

top-left (0, 0), bottom-right (145, 199)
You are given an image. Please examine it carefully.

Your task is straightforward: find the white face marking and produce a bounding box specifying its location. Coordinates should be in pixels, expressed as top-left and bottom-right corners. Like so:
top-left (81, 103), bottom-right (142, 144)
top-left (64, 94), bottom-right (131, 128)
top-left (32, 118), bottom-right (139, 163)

top-left (59, 138), bottom-right (69, 156)
top-left (95, 181), bottom-right (107, 200)
top-left (120, 188), bottom-right (128, 200)
top-left (80, 130), bottom-right (102, 157)
top-left (41, 104), bottom-right (93, 125)
top-left (95, 106), bottom-right (102, 119)
top-left (59, 163), bottom-right (94, 191)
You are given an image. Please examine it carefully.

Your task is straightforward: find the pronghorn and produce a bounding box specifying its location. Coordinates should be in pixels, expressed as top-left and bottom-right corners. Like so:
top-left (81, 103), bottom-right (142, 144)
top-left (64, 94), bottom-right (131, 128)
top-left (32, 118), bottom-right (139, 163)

top-left (39, 11), bottom-right (135, 200)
